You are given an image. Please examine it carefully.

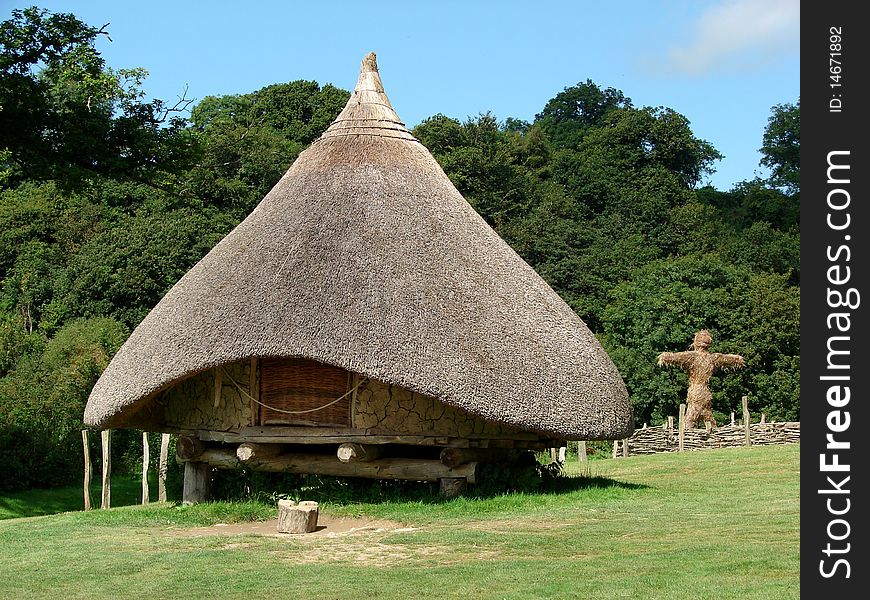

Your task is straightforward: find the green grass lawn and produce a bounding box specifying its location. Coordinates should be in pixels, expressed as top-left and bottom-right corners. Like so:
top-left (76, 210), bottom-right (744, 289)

top-left (0, 444), bottom-right (799, 599)
top-left (0, 476), bottom-right (158, 520)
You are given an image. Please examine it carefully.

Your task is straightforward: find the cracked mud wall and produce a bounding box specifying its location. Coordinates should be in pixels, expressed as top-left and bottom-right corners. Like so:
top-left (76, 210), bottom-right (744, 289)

top-left (145, 362), bottom-right (521, 437)
top-left (157, 361), bottom-right (253, 430)
top-left (353, 379), bottom-right (521, 437)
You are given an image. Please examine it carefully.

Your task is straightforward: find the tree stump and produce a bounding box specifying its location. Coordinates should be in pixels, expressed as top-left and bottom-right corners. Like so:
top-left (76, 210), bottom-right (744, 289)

top-left (277, 500), bottom-right (319, 534)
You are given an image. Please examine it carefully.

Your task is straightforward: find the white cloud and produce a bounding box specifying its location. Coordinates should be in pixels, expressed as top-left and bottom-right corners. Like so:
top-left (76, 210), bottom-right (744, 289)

top-left (665, 0), bottom-right (799, 75)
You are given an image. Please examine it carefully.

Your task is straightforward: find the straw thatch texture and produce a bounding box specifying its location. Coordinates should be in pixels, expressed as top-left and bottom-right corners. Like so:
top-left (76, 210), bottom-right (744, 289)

top-left (84, 53), bottom-right (632, 440)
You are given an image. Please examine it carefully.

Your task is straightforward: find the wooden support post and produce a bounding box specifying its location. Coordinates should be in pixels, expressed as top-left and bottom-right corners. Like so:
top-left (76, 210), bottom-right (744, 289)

top-left (761, 413), bottom-right (766, 424)
top-left (731, 411), bottom-right (736, 426)
top-left (182, 461), bottom-right (210, 505)
top-left (158, 433), bottom-right (170, 502)
top-left (742, 395), bottom-right (751, 447)
top-left (667, 416), bottom-right (674, 431)
top-left (237, 442), bottom-right (283, 463)
top-left (213, 367), bottom-right (223, 408)
top-left (100, 430), bottom-right (111, 509)
top-left (277, 500), bottom-right (319, 533)
top-left (337, 443), bottom-right (383, 463)
top-left (249, 357), bottom-right (259, 426)
top-left (82, 430), bottom-right (92, 511)
top-left (141, 432), bottom-right (150, 505)
top-left (622, 438), bottom-right (628, 458)
top-left (678, 404), bottom-right (686, 452)
top-left (612, 439), bottom-right (619, 458)
top-left (577, 441), bottom-right (587, 463)
top-left (439, 477), bottom-right (466, 498)
top-left (349, 372), bottom-right (359, 429)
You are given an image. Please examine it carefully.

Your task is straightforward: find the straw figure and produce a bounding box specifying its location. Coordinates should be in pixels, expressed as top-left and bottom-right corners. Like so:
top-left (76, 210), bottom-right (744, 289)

top-left (656, 330), bottom-right (745, 429)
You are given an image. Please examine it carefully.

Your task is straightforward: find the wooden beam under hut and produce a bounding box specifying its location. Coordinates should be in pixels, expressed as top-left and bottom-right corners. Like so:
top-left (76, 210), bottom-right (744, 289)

top-left (194, 426), bottom-right (556, 450)
top-left (336, 443), bottom-right (383, 463)
top-left (176, 435), bottom-right (206, 460)
top-left (439, 447), bottom-right (519, 468)
top-left (178, 446), bottom-right (478, 484)
top-left (236, 442), bottom-right (283, 463)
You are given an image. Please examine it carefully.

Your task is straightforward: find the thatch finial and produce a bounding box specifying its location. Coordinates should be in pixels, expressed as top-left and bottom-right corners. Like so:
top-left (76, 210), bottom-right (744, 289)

top-left (361, 52), bottom-right (378, 73)
top-left (319, 51), bottom-right (414, 141)
top-left (352, 51), bottom-right (385, 95)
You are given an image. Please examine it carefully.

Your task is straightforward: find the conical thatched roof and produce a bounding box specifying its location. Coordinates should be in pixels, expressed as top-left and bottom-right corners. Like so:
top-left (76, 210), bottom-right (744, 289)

top-left (84, 53), bottom-right (632, 440)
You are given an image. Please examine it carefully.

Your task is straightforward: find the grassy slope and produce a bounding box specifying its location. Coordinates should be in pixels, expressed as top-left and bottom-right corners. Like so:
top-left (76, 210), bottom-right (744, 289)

top-left (0, 444), bottom-right (799, 599)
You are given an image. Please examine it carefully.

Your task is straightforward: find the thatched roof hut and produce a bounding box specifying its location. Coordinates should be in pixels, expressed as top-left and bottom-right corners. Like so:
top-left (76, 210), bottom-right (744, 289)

top-left (83, 54), bottom-right (631, 495)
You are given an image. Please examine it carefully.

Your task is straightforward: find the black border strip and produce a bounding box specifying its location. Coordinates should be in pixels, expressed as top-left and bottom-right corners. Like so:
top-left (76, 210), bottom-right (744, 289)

top-left (801, 2), bottom-right (868, 595)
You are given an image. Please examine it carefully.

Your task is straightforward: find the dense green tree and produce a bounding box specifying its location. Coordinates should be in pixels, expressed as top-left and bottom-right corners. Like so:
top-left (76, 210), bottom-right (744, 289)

top-left (0, 317), bottom-right (127, 490)
top-left (0, 7), bottom-right (195, 188)
top-left (414, 113), bottom-right (537, 229)
top-left (0, 182), bottom-right (114, 331)
top-left (186, 81), bottom-right (348, 216)
top-left (760, 101), bottom-right (800, 195)
top-left (574, 106), bottom-right (721, 191)
top-left (51, 202), bottom-right (234, 328)
top-left (601, 255), bottom-right (799, 425)
top-left (535, 79), bottom-right (631, 149)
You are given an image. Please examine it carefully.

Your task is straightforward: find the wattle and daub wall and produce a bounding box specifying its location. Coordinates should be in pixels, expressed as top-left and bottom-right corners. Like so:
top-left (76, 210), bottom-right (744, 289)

top-left (136, 358), bottom-right (531, 441)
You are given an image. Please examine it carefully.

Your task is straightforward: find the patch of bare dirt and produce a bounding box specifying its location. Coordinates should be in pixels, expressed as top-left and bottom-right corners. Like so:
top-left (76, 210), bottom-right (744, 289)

top-left (168, 513), bottom-right (413, 539)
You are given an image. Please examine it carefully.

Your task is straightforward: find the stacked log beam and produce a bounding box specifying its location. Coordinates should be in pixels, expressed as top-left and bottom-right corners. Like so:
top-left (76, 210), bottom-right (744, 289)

top-left (177, 445), bottom-right (478, 483)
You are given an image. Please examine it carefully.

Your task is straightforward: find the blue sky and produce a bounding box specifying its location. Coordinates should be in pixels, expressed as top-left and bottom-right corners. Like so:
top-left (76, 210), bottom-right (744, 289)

top-left (6, 0), bottom-right (799, 191)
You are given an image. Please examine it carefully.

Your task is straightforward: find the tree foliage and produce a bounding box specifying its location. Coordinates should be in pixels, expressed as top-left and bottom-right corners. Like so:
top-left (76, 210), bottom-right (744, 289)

top-left (760, 100), bottom-right (800, 195)
top-left (186, 81), bottom-right (348, 217)
top-left (535, 79), bottom-right (631, 149)
top-left (0, 7), bottom-right (195, 187)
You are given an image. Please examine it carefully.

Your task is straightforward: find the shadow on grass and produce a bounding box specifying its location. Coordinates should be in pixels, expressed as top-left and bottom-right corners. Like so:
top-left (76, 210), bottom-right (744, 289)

top-left (2, 470), bottom-right (648, 520)
top-left (543, 474), bottom-right (648, 494)
top-left (211, 468), bottom-right (650, 508)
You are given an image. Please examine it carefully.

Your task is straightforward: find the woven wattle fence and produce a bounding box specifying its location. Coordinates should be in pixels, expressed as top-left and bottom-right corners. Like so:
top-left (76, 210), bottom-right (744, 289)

top-left (622, 421), bottom-right (800, 455)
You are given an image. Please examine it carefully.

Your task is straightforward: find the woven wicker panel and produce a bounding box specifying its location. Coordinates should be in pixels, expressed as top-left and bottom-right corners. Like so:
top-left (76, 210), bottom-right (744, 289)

top-left (260, 357), bottom-right (351, 426)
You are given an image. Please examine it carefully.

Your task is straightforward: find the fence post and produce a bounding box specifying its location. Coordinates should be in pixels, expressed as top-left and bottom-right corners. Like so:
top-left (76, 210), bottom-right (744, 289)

top-left (577, 440), bottom-right (587, 463)
top-left (100, 429), bottom-right (112, 509)
top-left (141, 432), bottom-right (150, 505)
top-left (612, 439), bottom-right (619, 458)
top-left (82, 430), bottom-right (92, 511)
top-left (158, 433), bottom-right (170, 502)
top-left (678, 404), bottom-right (686, 452)
top-left (730, 411), bottom-right (736, 426)
top-left (742, 395), bottom-right (751, 447)
top-left (622, 438), bottom-right (628, 457)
